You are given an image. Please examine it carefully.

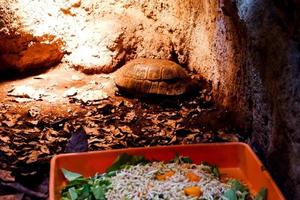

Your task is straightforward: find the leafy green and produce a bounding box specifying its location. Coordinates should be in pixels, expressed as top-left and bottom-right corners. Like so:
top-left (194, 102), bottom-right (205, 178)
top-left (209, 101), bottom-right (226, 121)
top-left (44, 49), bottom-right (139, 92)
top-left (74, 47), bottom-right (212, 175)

top-left (228, 179), bottom-right (248, 193)
top-left (60, 154), bottom-right (266, 200)
top-left (223, 189), bottom-right (238, 200)
top-left (105, 171), bottom-right (116, 177)
top-left (254, 188), bottom-right (267, 200)
top-left (170, 153), bottom-right (193, 164)
top-left (61, 169), bottom-right (112, 200)
top-left (72, 184), bottom-right (90, 200)
top-left (91, 185), bottom-right (106, 200)
top-left (201, 161), bottom-right (220, 179)
top-left (68, 187), bottom-right (78, 200)
top-left (211, 166), bottom-right (220, 179)
top-left (61, 154), bottom-right (147, 200)
top-left (62, 168), bottom-right (83, 182)
top-left (222, 179), bottom-right (249, 200)
top-left (106, 153), bottom-right (148, 172)
top-left (223, 182), bottom-right (267, 200)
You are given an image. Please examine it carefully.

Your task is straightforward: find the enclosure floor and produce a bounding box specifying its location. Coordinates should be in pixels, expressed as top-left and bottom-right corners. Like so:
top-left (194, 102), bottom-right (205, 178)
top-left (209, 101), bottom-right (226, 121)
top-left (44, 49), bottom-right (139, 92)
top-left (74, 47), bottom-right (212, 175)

top-left (0, 65), bottom-right (247, 199)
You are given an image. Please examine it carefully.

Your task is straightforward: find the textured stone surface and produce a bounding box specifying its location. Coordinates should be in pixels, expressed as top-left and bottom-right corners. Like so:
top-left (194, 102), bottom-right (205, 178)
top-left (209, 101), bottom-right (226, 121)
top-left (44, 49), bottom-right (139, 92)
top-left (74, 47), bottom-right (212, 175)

top-left (0, 0), bottom-right (244, 87)
top-left (0, 0), bottom-right (246, 120)
top-left (236, 0), bottom-right (300, 199)
top-left (0, 2), bottom-right (64, 73)
top-left (0, 33), bottom-right (64, 72)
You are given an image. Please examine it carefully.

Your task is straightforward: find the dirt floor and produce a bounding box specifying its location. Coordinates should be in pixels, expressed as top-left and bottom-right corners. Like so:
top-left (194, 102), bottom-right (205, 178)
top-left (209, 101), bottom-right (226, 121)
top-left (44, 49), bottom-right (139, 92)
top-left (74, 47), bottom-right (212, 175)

top-left (0, 65), bottom-right (248, 199)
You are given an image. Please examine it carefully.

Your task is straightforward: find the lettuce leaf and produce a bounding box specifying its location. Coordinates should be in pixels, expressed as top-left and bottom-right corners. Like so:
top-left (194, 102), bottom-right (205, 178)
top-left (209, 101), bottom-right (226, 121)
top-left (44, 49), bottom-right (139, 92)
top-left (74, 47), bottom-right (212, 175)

top-left (201, 161), bottom-right (220, 179)
top-left (222, 179), bottom-right (249, 200)
top-left (170, 153), bottom-right (193, 164)
top-left (106, 153), bottom-right (148, 172)
top-left (62, 168), bottom-right (82, 182)
top-left (61, 169), bottom-right (111, 200)
top-left (254, 188), bottom-right (267, 200)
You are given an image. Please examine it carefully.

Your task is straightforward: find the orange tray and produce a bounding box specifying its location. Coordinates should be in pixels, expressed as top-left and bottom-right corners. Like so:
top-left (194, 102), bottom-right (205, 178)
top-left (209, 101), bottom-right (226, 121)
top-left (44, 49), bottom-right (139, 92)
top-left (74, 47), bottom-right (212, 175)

top-left (49, 142), bottom-right (285, 200)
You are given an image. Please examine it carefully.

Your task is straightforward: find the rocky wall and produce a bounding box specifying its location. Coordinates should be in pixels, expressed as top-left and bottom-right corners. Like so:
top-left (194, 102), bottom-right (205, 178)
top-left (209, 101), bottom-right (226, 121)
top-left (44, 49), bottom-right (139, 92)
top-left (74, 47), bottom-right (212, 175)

top-left (0, 1), bottom-right (246, 120)
top-left (237, 0), bottom-right (300, 199)
top-left (0, 3), bottom-right (64, 73)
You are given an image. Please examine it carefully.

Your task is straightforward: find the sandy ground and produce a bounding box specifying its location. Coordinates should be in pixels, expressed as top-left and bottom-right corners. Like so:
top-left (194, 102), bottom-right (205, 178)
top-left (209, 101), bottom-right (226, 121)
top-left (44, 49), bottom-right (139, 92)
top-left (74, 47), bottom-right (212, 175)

top-left (0, 64), bottom-right (117, 116)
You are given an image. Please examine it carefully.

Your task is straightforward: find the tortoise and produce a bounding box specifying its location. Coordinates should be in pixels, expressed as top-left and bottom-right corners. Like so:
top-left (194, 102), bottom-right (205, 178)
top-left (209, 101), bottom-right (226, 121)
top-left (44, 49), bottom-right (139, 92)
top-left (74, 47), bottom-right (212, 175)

top-left (114, 58), bottom-right (192, 95)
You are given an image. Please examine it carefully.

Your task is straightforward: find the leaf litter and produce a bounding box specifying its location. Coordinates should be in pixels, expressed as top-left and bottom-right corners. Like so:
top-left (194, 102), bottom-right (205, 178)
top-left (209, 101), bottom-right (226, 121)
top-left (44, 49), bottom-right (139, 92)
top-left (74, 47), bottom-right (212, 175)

top-left (0, 78), bottom-right (248, 199)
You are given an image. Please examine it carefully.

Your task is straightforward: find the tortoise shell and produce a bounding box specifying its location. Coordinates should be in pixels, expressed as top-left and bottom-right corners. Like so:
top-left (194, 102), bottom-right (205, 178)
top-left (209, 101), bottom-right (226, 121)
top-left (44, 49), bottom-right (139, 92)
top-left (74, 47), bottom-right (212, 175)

top-left (114, 58), bottom-right (190, 95)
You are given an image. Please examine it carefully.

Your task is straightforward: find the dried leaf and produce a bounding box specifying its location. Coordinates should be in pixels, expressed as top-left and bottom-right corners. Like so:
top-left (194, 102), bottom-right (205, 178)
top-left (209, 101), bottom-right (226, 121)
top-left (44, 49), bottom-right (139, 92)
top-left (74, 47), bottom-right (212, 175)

top-left (0, 146), bottom-right (14, 156)
top-left (40, 145), bottom-right (50, 154)
top-left (83, 126), bottom-right (99, 136)
top-left (0, 194), bottom-right (24, 200)
top-left (65, 128), bottom-right (88, 153)
top-left (123, 111), bottom-right (136, 122)
top-left (0, 169), bottom-right (15, 182)
top-left (2, 120), bottom-right (16, 127)
top-left (118, 126), bottom-right (132, 134)
top-left (164, 119), bottom-right (176, 127)
top-left (26, 150), bottom-right (41, 164)
top-left (168, 136), bottom-right (177, 144)
top-left (218, 133), bottom-right (239, 142)
top-left (0, 136), bottom-right (10, 143)
top-left (28, 107), bottom-right (40, 118)
top-left (27, 120), bottom-right (39, 126)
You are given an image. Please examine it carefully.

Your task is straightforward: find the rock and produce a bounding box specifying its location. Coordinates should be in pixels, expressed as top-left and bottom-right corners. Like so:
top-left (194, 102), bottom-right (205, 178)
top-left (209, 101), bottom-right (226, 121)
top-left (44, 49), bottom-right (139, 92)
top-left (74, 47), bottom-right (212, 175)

top-left (71, 75), bottom-right (81, 81)
top-left (8, 85), bottom-right (46, 100)
top-left (0, 32), bottom-right (64, 72)
top-left (0, 1), bottom-right (205, 74)
top-left (65, 127), bottom-right (88, 153)
top-left (236, 0), bottom-right (300, 199)
top-left (63, 87), bottom-right (78, 97)
top-left (74, 89), bottom-right (108, 104)
top-left (64, 18), bottom-right (127, 74)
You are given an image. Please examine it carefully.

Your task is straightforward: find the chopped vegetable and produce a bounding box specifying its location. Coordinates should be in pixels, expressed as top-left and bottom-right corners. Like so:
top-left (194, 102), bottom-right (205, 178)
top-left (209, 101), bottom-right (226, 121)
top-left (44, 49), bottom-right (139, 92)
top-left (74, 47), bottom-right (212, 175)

top-left (67, 187), bottom-right (78, 200)
top-left (223, 189), bottom-right (238, 200)
top-left (156, 170), bottom-right (175, 180)
top-left (184, 186), bottom-right (202, 197)
top-left (228, 179), bottom-right (248, 193)
top-left (62, 168), bottom-right (82, 182)
top-left (222, 179), bottom-right (249, 200)
top-left (201, 161), bottom-right (220, 179)
top-left (254, 188), bottom-right (267, 200)
top-left (60, 154), bottom-right (267, 200)
top-left (61, 169), bottom-right (112, 200)
top-left (170, 153), bottom-right (193, 164)
top-left (106, 153), bottom-right (148, 172)
top-left (186, 171), bottom-right (201, 182)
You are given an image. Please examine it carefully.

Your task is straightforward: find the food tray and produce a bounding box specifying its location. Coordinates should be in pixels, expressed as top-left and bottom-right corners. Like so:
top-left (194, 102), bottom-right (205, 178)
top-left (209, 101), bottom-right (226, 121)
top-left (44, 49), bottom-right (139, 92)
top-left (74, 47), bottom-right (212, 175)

top-left (49, 142), bottom-right (285, 200)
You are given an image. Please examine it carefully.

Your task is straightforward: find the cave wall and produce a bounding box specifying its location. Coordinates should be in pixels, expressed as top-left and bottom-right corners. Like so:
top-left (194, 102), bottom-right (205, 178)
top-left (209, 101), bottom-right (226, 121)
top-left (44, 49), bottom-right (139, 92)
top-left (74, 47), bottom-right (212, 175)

top-left (0, 0), bottom-right (246, 118)
top-left (0, 2), bottom-right (64, 73)
top-left (237, 0), bottom-right (300, 199)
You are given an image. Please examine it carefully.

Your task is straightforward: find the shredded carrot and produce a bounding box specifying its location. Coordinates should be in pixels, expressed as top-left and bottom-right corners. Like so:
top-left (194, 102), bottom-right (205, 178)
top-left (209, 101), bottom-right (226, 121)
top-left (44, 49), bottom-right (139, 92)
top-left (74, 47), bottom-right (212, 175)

top-left (186, 172), bottom-right (201, 182)
top-left (184, 186), bottom-right (202, 197)
top-left (155, 170), bottom-right (175, 181)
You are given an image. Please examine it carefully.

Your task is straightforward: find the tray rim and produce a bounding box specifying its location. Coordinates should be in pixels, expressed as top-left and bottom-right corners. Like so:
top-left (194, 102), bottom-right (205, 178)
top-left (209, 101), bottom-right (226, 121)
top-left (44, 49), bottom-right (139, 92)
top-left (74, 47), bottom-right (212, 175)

top-left (49, 142), bottom-right (285, 200)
